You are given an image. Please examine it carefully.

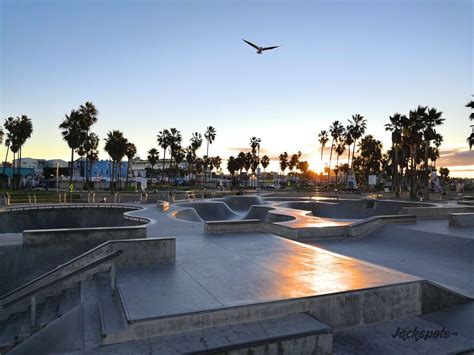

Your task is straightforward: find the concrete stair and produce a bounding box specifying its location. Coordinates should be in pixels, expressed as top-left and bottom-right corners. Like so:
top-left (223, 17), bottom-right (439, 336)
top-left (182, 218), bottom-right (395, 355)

top-left (0, 284), bottom-right (80, 353)
top-left (96, 274), bottom-right (127, 341)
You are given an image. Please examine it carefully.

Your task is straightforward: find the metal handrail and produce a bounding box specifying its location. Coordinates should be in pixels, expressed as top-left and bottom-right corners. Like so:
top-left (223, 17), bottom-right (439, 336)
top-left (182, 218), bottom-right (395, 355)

top-left (0, 250), bottom-right (122, 310)
top-left (0, 240), bottom-right (121, 302)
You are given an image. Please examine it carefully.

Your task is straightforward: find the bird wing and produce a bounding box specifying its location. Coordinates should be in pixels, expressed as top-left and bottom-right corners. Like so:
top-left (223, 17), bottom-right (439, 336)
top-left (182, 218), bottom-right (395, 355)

top-left (242, 39), bottom-right (260, 50)
top-left (262, 46), bottom-right (279, 51)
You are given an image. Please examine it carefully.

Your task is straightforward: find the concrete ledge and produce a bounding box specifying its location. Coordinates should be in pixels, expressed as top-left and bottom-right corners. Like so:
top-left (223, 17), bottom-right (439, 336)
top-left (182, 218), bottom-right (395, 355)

top-left (401, 206), bottom-right (474, 219)
top-left (104, 281), bottom-right (423, 344)
top-left (139, 313), bottom-right (332, 355)
top-left (23, 225), bottom-right (147, 246)
top-left (204, 219), bottom-right (264, 234)
top-left (449, 213), bottom-right (474, 228)
top-left (347, 215), bottom-right (416, 237)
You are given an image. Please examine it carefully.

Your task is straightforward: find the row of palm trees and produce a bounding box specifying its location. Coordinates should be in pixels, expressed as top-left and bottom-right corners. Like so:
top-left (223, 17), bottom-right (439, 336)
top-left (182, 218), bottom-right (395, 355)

top-left (59, 102), bottom-right (137, 192)
top-left (318, 114), bottom-right (367, 185)
top-left (316, 107), bottom-right (446, 198)
top-left (103, 130), bottom-right (137, 192)
top-left (1, 115), bottom-right (34, 188)
top-left (147, 126), bottom-right (220, 185)
top-left (226, 137), bottom-right (271, 186)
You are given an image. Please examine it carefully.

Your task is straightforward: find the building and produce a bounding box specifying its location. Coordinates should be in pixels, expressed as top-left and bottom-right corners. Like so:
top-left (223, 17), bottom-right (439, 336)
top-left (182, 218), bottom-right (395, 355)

top-left (130, 158), bottom-right (188, 178)
top-left (11, 158), bottom-right (68, 176)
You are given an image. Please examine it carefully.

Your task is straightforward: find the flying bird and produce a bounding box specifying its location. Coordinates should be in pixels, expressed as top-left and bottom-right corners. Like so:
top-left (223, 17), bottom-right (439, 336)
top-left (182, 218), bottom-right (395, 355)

top-left (242, 39), bottom-right (279, 54)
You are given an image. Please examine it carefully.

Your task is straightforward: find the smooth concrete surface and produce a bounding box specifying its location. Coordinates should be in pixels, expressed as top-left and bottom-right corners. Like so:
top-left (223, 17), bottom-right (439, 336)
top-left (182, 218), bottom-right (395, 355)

top-left (77, 313), bottom-right (333, 354)
top-left (333, 314), bottom-right (474, 354)
top-left (312, 220), bottom-right (474, 298)
top-left (115, 234), bottom-right (420, 322)
top-left (449, 212), bottom-right (474, 228)
top-left (9, 304), bottom-right (84, 354)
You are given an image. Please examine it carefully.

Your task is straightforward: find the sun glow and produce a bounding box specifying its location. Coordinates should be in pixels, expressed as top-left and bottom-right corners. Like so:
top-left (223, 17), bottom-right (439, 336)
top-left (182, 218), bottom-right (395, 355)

top-left (308, 159), bottom-right (326, 175)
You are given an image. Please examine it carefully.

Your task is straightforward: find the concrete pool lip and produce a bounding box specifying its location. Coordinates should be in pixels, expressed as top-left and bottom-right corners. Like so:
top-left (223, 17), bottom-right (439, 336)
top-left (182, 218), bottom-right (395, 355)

top-left (0, 203), bottom-right (156, 246)
top-left (173, 197), bottom-right (420, 239)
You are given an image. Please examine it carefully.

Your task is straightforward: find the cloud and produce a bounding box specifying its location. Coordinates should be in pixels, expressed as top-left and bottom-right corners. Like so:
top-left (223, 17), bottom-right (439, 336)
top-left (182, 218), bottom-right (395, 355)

top-left (437, 148), bottom-right (474, 167)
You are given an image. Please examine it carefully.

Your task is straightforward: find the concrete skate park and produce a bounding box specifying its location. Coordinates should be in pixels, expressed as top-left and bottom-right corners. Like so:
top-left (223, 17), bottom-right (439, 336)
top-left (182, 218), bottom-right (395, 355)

top-left (0, 193), bottom-right (474, 354)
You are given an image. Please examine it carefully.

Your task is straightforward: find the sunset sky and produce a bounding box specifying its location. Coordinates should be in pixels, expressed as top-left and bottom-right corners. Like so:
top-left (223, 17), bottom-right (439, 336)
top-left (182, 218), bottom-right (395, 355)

top-left (1, 0), bottom-right (473, 177)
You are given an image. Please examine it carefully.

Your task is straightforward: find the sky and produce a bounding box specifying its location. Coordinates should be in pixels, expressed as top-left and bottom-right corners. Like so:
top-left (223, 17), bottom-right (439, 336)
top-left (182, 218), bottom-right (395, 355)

top-left (1, 0), bottom-right (473, 177)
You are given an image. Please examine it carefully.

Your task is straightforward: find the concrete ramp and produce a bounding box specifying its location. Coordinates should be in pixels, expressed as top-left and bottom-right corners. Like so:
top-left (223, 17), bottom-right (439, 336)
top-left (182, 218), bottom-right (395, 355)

top-left (217, 195), bottom-right (266, 212)
top-left (176, 202), bottom-right (241, 222)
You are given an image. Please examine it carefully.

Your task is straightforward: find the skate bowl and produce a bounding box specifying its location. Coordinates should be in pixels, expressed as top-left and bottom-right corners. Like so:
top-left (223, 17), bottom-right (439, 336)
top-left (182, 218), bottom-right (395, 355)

top-left (174, 196), bottom-right (270, 222)
top-left (215, 195), bottom-right (268, 212)
top-left (0, 204), bottom-right (149, 233)
top-left (276, 200), bottom-right (433, 219)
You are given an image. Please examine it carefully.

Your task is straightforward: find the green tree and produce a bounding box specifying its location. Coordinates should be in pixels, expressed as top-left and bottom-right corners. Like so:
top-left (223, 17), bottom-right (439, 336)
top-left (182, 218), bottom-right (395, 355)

top-left (157, 129), bottom-right (170, 184)
top-left (348, 114), bottom-right (367, 168)
top-left (279, 152), bottom-right (288, 176)
top-left (261, 155), bottom-right (270, 173)
top-left (104, 130), bottom-right (127, 193)
top-left (385, 113), bottom-right (405, 197)
top-left (125, 142), bottom-right (137, 185)
top-left (59, 109), bottom-right (85, 185)
top-left (204, 126), bottom-right (217, 184)
top-left (328, 121), bottom-right (345, 185)
top-left (147, 148), bottom-right (159, 171)
top-left (318, 130), bottom-right (329, 163)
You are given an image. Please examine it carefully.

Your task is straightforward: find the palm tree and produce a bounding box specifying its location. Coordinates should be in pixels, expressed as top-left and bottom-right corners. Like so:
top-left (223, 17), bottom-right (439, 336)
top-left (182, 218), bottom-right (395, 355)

top-left (78, 102), bottom-right (98, 185)
top-left (422, 108), bottom-right (444, 198)
top-left (328, 121), bottom-right (345, 185)
top-left (204, 126), bottom-right (217, 157)
top-left (2, 117), bottom-right (16, 177)
top-left (59, 109), bottom-right (84, 185)
top-left (334, 140), bottom-right (346, 184)
top-left (318, 130), bottom-right (329, 163)
top-left (261, 155), bottom-right (270, 173)
top-left (404, 106), bottom-right (427, 199)
top-left (348, 114), bottom-right (367, 167)
top-left (104, 130), bottom-right (127, 193)
top-left (157, 129), bottom-right (170, 185)
top-left (204, 126), bottom-right (216, 183)
top-left (385, 113), bottom-right (405, 198)
top-left (279, 152), bottom-right (288, 177)
top-left (190, 132), bottom-right (203, 152)
top-left (466, 100), bottom-right (474, 120)
top-left (147, 148), bottom-right (159, 171)
top-left (125, 142), bottom-right (137, 185)
top-left (343, 127), bottom-right (354, 165)
top-left (227, 156), bottom-right (237, 187)
top-left (85, 132), bottom-right (100, 188)
top-left (168, 128), bottom-right (182, 182)
top-left (14, 115), bottom-right (33, 187)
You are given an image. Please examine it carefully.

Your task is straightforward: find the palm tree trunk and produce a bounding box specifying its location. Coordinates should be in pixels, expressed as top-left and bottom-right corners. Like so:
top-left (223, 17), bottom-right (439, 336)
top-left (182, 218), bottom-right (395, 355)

top-left (126, 160), bottom-right (130, 187)
top-left (161, 149), bottom-right (166, 185)
top-left (69, 149), bottom-right (74, 185)
top-left (327, 139), bottom-right (334, 186)
top-left (351, 140), bottom-right (357, 168)
top-left (394, 146), bottom-right (400, 198)
top-left (111, 160), bottom-right (115, 194)
top-left (335, 154), bottom-right (340, 184)
top-left (347, 146), bottom-right (351, 165)
top-left (423, 141), bottom-right (430, 200)
top-left (2, 146), bottom-right (9, 176)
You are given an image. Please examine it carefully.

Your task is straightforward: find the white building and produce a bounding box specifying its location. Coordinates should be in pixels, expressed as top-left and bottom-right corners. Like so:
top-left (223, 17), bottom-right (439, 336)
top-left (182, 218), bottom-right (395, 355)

top-left (12, 158), bottom-right (68, 176)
